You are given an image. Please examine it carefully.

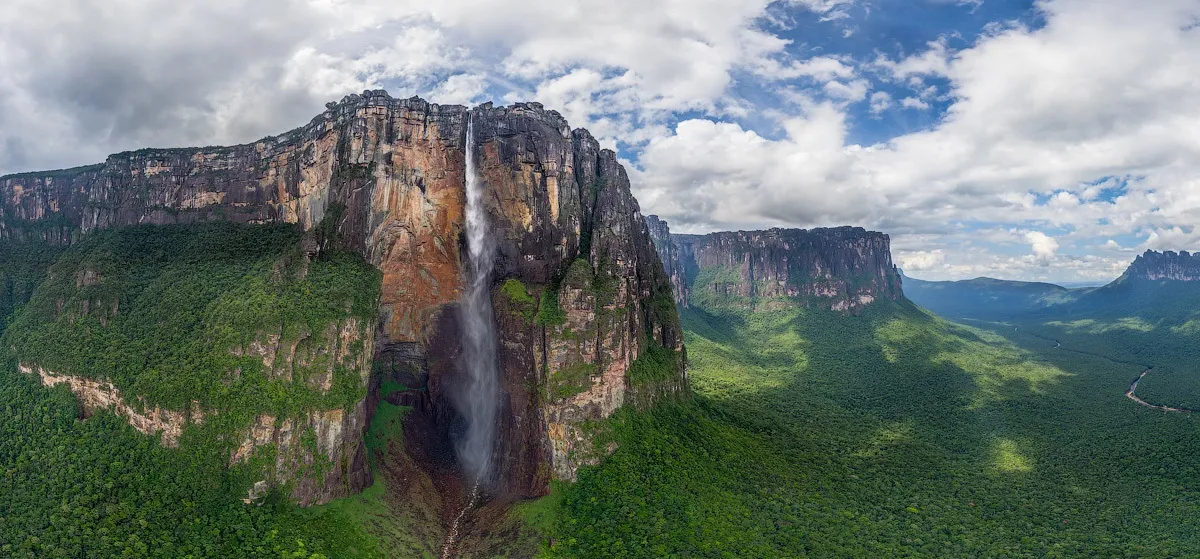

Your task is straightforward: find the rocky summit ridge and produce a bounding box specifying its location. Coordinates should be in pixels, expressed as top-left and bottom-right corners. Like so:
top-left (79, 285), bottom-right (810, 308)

top-left (1119, 249), bottom-right (1200, 283)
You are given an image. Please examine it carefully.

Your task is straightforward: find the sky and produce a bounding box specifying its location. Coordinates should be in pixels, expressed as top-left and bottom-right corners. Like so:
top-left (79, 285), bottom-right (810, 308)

top-left (3, 0), bottom-right (1200, 282)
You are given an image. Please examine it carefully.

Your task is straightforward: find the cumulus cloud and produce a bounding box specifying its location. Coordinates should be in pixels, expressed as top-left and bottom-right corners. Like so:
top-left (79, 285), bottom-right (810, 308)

top-left (4, 0), bottom-right (1200, 282)
top-left (1025, 231), bottom-right (1060, 263)
top-left (631, 0), bottom-right (1200, 279)
top-left (874, 38), bottom-right (952, 79)
top-left (1144, 226), bottom-right (1200, 251)
top-left (898, 250), bottom-right (946, 271)
top-left (823, 79), bottom-right (870, 102)
top-left (1, 0), bottom-right (827, 172)
top-left (869, 91), bottom-right (892, 115)
top-left (427, 73), bottom-right (489, 105)
top-left (754, 55), bottom-right (856, 81)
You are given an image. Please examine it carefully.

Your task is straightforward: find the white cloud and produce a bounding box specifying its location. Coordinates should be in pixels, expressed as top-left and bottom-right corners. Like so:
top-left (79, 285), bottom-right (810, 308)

top-left (1025, 231), bottom-right (1060, 263)
top-left (898, 249), bottom-right (946, 271)
top-left (428, 73), bottom-right (489, 105)
top-left (869, 91), bottom-right (892, 114)
top-left (785, 0), bottom-right (856, 16)
top-left (874, 38), bottom-right (952, 79)
top-left (6, 0), bottom-right (1200, 282)
top-left (873, 91), bottom-right (892, 113)
top-left (634, 0), bottom-right (1200, 280)
top-left (1, 0), bottom-right (823, 172)
top-left (633, 102), bottom-right (861, 231)
top-left (754, 55), bottom-right (856, 81)
top-left (823, 79), bottom-right (870, 102)
top-left (1144, 226), bottom-right (1200, 251)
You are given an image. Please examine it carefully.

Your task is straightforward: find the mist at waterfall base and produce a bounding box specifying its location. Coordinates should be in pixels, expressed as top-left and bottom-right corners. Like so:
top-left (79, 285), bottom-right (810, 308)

top-left (449, 112), bottom-right (501, 487)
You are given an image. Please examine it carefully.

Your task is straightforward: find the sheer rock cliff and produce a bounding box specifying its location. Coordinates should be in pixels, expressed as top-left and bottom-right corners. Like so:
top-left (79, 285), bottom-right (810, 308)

top-left (1, 90), bottom-right (687, 504)
top-left (645, 218), bottom-right (903, 313)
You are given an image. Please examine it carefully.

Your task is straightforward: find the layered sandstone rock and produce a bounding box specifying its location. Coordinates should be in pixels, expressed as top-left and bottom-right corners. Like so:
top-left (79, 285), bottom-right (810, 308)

top-left (1, 91), bottom-right (468, 343)
top-left (18, 364), bottom-right (203, 447)
top-left (231, 317), bottom-right (373, 393)
top-left (645, 215), bottom-right (690, 308)
top-left (648, 219), bottom-right (903, 313)
top-left (2, 90), bottom-right (687, 502)
top-left (231, 402), bottom-right (370, 506)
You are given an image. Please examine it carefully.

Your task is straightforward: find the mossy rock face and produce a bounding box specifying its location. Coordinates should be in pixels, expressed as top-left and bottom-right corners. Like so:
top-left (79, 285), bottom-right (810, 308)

top-left (561, 258), bottom-right (594, 291)
top-left (535, 287), bottom-right (568, 326)
top-left (548, 363), bottom-right (597, 402)
top-left (499, 278), bottom-right (537, 322)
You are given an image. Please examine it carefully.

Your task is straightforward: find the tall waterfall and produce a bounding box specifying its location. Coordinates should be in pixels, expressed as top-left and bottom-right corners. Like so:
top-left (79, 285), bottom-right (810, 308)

top-left (454, 111), bottom-right (500, 485)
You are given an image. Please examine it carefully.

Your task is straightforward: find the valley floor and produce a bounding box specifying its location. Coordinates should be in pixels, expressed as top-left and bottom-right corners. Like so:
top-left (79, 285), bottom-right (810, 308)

top-left (528, 301), bottom-right (1200, 558)
top-left (6, 297), bottom-right (1199, 558)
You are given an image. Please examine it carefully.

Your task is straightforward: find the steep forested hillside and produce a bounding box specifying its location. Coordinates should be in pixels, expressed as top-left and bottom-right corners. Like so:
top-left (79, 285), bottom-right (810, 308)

top-left (0, 222), bottom-right (387, 558)
top-left (5, 223), bottom-right (380, 416)
top-left (0, 241), bottom-right (63, 335)
top-left (6, 222), bottom-right (1200, 557)
top-left (0, 357), bottom-right (384, 558)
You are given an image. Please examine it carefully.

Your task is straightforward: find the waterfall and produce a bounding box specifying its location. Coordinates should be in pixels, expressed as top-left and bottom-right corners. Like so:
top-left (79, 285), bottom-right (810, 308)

top-left (454, 110), bottom-right (500, 485)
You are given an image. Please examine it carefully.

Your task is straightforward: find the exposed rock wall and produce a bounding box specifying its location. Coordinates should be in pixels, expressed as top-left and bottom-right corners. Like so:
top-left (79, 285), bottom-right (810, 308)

top-left (18, 364), bottom-right (203, 447)
top-left (645, 215), bottom-right (689, 308)
top-left (231, 402), bottom-right (371, 506)
top-left (1, 92), bottom-right (468, 343)
top-left (1121, 250), bottom-right (1200, 282)
top-left (231, 317), bottom-right (373, 394)
top-left (2, 90), bottom-right (687, 502)
top-left (417, 107), bottom-right (688, 497)
top-left (648, 219), bottom-right (902, 312)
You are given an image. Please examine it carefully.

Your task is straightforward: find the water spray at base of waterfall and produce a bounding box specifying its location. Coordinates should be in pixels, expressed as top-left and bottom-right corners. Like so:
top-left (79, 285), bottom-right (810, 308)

top-left (441, 109), bottom-right (500, 556)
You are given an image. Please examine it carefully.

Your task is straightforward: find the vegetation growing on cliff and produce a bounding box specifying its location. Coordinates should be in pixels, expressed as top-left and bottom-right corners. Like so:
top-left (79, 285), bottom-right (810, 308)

top-left (530, 300), bottom-right (1200, 557)
top-left (535, 288), bottom-right (568, 326)
top-left (627, 344), bottom-right (683, 387)
top-left (3, 222), bottom-right (380, 417)
top-left (499, 278), bottom-right (537, 322)
top-left (548, 363), bottom-right (597, 401)
top-left (0, 222), bottom-right (389, 558)
top-left (0, 356), bottom-right (381, 559)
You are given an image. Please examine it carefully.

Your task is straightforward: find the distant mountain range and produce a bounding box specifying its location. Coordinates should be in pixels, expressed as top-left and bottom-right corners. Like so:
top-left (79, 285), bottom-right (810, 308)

top-left (903, 249), bottom-right (1200, 321)
top-left (901, 273), bottom-right (1087, 319)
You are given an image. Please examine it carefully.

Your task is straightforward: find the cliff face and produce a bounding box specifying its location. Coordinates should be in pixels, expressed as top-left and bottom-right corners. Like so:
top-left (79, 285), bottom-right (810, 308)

top-left (645, 215), bottom-right (689, 308)
top-left (2, 92), bottom-right (467, 344)
top-left (1, 90), bottom-right (686, 502)
top-left (647, 219), bottom-right (902, 313)
top-left (4, 225), bottom-right (379, 507)
top-left (18, 364), bottom-right (204, 447)
top-left (1120, 250), bottom-right (1200, 282)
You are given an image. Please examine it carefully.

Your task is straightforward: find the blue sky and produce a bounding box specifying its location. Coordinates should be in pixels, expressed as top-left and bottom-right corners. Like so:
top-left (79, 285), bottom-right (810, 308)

top-left (3, 0), bottom-right (1200, 282)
